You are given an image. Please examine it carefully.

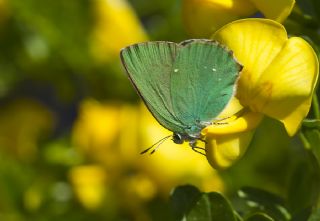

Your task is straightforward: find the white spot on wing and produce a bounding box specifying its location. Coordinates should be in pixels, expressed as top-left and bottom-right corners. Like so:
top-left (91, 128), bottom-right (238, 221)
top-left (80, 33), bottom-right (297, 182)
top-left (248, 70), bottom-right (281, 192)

top-left (174, 69), bottom-right (179, 72)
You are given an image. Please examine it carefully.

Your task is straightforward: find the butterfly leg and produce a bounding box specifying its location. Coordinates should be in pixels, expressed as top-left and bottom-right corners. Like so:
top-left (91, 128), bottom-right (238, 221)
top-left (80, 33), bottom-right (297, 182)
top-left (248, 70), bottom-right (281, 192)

top-left (189, 140), bottom-right (206, 156)
top-left (213, 121), bottom-right (229, 125)
top-left (198, 138), bottom-right (207, 144)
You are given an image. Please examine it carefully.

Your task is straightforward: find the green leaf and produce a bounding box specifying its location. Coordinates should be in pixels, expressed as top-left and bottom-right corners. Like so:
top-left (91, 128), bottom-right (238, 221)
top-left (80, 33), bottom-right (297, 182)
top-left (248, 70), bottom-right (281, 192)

top-left (245, 213), bottom-right (274, 221)
top-left (291, 208), bottom-right (312, 221)
top-left (238, 187), bottom-right (284, 205)
top-left (238, 187), bottom-right (290, 221)
top-left (186, 192), bottom-right (236, 221)
top-left (308, 209), bottom-right (320, 221)
top-left (170, 185), bottom-right (202, 221)
top-left (287, 153), bottom-right (320, 216)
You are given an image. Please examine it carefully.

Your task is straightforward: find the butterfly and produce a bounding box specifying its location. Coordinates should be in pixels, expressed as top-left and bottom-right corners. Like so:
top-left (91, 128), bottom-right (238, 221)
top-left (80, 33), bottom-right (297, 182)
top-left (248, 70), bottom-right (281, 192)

top-left (120, 39), bottom-right (242, 154)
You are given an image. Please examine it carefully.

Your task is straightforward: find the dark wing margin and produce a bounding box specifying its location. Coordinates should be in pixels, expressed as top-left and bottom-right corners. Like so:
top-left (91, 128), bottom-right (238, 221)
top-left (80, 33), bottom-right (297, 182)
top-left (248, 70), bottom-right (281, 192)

top-left (120, 42), bottom-right (185, 133)
top-left (170, 39), bottom-right (242, 125)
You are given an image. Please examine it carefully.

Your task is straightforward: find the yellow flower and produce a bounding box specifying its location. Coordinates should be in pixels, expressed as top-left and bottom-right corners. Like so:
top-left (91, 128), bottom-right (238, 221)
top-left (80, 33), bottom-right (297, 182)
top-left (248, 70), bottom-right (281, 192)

top-left (202, 19), bottom-right (319, 169)
top-left (90, 0), bottom-right (148, 63)
top-left (182, 0), bottom-right (295, 37)
top-left (72, 99), bottom-right (139, 168)
top-left (69, 165), bottom-right (107, 210)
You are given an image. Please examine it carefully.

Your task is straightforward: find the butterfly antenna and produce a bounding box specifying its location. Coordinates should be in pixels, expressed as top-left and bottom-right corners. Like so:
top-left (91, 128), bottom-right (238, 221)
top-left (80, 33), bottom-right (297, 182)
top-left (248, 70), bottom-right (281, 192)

top-left (149, 136), bottom-right (171, 154)
top-left (140, 135), bottom-right (171, 154)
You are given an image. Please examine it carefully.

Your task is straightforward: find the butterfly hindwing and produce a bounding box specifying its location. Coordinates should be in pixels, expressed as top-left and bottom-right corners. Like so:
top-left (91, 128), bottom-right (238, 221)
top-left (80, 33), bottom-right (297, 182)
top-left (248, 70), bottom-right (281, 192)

top-left (171, 39), bottom-right (242, 125)
top-left (120, 42), bottom-right (185, 133)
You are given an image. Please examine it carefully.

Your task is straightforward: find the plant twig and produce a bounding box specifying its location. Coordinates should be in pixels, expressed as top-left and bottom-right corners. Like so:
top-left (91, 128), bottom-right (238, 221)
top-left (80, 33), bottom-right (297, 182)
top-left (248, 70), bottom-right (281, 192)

top-left (313, 93), bottom-right (320, 119)
top-left (298, 131), bottom-right (311, 149)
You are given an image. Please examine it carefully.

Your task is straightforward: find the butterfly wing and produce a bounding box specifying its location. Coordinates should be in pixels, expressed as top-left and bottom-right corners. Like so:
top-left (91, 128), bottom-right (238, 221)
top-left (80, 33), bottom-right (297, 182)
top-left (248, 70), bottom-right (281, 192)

top-left (120, 42), bottom-right (185, 133)
top-left (171, 39), bottom-right (242, 126)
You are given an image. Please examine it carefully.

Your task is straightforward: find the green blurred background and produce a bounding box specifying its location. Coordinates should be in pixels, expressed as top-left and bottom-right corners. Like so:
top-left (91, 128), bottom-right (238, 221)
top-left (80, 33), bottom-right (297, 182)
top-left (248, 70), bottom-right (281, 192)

top-left (0, 0), bottom-right (319, 220)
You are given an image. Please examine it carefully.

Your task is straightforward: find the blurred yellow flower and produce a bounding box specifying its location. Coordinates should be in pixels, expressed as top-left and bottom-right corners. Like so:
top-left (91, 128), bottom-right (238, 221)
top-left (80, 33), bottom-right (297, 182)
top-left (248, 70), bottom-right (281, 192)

top-left (71, 98), bottom-right (224, 210)
top-left (90, 0), bottom-right (148, 63)
top-left (202, 19), bottom-right (319, 169)
top-left (183, 0), bottom-right (295, 37)
top-left (122, 173), bottom-right (157, 201)
top-left (69, 165), bottom-right (107, 210)
top-left (0, 99), bottom-right (53, 161)
top-left (72, 99), bottom-right (122, 154)
top-left (72, 99), bottom-right (139, 170)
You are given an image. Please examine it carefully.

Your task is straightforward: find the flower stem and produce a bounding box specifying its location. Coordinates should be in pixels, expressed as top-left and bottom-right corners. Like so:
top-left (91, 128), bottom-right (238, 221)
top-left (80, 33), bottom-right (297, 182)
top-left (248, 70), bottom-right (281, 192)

top-left (312, 93), bottom-right (320, 119)
top-left (298, 131), bottom-right (311, 150)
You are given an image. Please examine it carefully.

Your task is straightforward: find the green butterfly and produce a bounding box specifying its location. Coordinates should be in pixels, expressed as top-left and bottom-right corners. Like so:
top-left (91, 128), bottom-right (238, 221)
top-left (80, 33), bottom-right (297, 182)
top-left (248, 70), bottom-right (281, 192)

top-left (120, 39), bottom-right (242, 153)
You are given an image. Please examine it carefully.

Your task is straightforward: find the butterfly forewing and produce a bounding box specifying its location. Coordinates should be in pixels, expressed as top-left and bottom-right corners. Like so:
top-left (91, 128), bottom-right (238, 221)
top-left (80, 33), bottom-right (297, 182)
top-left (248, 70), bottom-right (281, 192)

top-left (120, 42), bottom-right (185, 133)
top-left (171, 40), bottom-right (242, 125)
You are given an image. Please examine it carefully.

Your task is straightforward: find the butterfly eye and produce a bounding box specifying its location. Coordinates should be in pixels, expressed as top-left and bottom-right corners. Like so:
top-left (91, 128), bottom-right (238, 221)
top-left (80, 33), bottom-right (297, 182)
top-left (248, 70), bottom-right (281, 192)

top-left (172, 133), bottom-right (184, 144)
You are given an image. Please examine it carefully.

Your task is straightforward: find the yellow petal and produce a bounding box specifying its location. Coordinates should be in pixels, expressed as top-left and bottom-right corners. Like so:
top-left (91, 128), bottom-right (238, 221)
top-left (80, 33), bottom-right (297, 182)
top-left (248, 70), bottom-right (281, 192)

top-left (205, 130), bottom-right (254, 169)
top-left (182, 0), bottom-right (256, 37)
top-left (203, 110), bottom-right (263, 136)
top-left (218, 96), bottom-right (244, 119)
top-left (250, 0), bottom-right (295, 22)
top-left (213, 19), bottom-right (288, 108)
top-left (253, 37), bottom-right (319, 135)
top-left (202, 111), bottom-right (263, 169)
top-left (182, 0), bottom-right (295, 37)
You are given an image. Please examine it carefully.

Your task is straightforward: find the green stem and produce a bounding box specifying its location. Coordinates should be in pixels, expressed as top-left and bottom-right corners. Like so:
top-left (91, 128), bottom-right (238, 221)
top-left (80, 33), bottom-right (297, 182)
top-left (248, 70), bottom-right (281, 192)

top-left (298, 131), bottom-right (311, 149)
top-left (313, 93), bottom-right (320, 119)
top-left (234, 211), bottom-right (243, 221)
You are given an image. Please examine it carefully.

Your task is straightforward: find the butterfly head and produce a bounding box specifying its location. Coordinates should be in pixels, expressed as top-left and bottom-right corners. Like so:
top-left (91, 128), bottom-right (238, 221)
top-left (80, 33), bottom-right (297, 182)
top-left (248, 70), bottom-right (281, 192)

top-left (172, 132), bottom-right (206, 155)
top-left (172, 132), bottom-right (200, 145)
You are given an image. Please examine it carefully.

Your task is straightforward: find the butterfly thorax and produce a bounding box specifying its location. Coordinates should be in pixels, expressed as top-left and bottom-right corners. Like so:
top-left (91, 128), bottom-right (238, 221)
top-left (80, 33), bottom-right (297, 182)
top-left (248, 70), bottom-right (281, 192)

top-left (185, 124), bottom-right (203, 135)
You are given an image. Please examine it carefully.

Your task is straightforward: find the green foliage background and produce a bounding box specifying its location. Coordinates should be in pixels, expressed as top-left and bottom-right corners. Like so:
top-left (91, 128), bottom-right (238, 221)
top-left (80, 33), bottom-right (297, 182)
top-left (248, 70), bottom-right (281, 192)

top-left (0, 0), bottom-right (320, 220)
